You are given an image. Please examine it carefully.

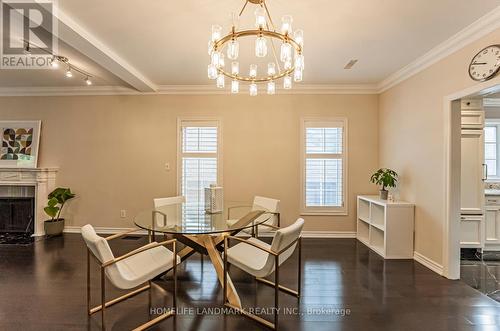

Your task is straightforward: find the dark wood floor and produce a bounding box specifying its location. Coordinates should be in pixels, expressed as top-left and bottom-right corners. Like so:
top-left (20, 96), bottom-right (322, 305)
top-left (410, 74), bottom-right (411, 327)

top-left (0, 234), bottom-right (499, 331)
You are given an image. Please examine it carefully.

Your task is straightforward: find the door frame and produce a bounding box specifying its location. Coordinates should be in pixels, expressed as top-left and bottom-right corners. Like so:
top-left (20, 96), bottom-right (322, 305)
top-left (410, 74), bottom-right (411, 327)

top-left (443, 76), bottom-right (500, 279)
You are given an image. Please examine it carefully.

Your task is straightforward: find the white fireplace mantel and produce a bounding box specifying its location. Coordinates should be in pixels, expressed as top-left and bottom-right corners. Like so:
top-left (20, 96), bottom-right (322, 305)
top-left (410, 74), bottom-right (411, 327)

top-left (0, 167), bottom-right (58, 236)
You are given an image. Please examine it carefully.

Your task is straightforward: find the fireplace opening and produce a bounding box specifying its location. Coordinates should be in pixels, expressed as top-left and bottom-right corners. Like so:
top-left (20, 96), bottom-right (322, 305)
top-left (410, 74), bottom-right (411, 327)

top-left (0, 186), bottom-right (35, 234)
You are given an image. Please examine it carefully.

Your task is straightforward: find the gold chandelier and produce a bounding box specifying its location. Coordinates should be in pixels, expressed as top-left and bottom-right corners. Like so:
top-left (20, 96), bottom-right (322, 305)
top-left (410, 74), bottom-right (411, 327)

top-left (207, 0), bottom-right (304, 95)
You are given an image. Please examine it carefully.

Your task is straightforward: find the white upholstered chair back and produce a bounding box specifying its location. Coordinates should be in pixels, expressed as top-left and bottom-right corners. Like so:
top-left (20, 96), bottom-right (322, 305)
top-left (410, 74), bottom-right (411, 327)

top-left (261, 218), bottom-right (304, 276)
top-left (81, 224), bottom-right (125, 289)
top-left (252, 196), bottom-right (280, 226)
top-left (153, 196), bottom-right (185, 227)
top-left (154, 196), bottom-right (186, 208)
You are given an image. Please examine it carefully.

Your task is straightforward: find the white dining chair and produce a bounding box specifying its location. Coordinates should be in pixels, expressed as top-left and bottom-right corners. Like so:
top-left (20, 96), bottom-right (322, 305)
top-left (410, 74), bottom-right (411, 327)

top-left (82, 224), bottom-right (179, 331)
top-left (227, 196), bottom-right (280, 236)
top-left (223, 218), bottom-right (304, 330)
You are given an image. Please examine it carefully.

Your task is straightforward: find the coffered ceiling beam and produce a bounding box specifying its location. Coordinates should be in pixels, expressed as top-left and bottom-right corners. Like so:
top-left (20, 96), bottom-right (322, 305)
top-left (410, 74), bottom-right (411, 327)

top-left (51, 8), bottom-right (157, 92)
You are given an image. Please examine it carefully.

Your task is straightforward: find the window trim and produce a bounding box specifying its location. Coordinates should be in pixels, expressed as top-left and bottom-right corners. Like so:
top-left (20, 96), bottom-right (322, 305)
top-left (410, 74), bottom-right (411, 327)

top-left (300, 117), bottom-right (348, 216)
top-left (484, 119), bottom-right (500, 180)
top-left (176, 117), bottom-right (223, 196)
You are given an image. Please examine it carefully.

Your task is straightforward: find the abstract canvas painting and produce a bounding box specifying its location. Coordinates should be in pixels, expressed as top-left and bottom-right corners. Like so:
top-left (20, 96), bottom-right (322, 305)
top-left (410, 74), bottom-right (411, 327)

top-left (0, 121), bottom-right (41, 168)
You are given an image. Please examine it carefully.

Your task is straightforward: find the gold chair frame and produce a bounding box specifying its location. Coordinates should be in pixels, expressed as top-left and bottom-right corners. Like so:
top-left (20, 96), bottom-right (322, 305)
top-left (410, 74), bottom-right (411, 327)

top-left (86, 228), bottom-right (177, 331)
top-left (223, 223), bottom-right (301, 330)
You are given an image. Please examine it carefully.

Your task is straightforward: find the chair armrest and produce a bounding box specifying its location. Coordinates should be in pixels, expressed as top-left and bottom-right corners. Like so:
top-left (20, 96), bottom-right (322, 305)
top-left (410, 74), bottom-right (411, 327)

top-left (102, 239), bottom-right (177, 268)
top-left (257, 223), bottom-right (280, 230)
top-left (105, 228), bottom-right (143, 241)
top-left (224, 235), bottom-right (277, 256)
top-left (227, 205), bottom-right (252, 219)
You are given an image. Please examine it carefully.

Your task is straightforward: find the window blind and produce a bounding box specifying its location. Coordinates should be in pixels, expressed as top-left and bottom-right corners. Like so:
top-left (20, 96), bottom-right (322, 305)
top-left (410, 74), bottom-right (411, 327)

top-left (303, 121), bottom-right (345, 211)
top-left (180, 124), bottom-right (219, 229)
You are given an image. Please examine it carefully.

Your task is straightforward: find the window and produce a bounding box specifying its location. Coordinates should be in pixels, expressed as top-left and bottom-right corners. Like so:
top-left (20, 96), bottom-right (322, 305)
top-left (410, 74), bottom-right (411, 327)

top-left (301, 119), bottom-right (347, 215)
top-left (485, 122), bottom-right (499, 178)
top-left (178, 119), bottom-right (221, 223)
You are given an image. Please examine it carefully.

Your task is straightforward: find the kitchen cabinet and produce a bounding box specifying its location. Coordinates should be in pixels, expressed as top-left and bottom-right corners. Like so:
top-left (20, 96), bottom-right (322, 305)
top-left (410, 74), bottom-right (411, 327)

top-left (460, 98), bottom-right (485, 249)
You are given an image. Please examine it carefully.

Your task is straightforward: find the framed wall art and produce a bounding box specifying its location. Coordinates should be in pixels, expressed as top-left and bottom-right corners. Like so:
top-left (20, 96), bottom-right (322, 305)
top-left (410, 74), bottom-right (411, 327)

top-left (0, 121), bottom-right (41, 168)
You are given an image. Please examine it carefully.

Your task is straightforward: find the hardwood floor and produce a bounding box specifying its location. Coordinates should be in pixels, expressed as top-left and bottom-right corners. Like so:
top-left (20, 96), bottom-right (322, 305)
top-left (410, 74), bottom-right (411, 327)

top-left (0, 234), bottom-right (498, 330)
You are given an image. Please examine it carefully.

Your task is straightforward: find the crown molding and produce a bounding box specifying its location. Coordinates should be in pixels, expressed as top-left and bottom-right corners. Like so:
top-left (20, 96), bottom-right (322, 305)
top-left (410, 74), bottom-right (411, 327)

top-left (0, 84), bottom-right (379, 97)
top-left (377, 5), bottom-right (500, 93)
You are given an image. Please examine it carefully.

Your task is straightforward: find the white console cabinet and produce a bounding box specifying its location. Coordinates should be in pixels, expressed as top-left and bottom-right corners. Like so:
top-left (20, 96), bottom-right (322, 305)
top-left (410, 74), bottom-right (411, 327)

top-left (356, 195), bottom-right (415, 259)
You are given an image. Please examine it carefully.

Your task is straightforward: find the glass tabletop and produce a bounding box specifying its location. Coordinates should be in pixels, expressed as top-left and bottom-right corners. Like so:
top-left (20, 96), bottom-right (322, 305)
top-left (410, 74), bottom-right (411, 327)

top-left (133, 200), bottom-right (274, 235)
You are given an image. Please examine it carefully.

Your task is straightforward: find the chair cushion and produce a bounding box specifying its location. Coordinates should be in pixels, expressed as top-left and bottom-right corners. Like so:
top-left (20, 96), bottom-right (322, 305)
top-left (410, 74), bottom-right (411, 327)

top-left (108, 243), bottom-right (180, 290)
top-left (226, 237), bottom-right (272, 278)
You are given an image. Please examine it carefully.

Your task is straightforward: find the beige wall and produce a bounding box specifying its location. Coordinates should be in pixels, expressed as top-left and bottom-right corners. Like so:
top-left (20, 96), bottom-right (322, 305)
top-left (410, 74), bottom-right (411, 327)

top-left (379, 28), bottom-right (500, 264)
top-left (0, 94), bottom-right (378, 232)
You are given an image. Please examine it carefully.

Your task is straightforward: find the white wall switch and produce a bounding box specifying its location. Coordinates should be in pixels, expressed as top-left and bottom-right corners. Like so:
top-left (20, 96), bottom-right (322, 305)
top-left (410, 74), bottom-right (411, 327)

top-left (120, 210), bottom-right (127, 218)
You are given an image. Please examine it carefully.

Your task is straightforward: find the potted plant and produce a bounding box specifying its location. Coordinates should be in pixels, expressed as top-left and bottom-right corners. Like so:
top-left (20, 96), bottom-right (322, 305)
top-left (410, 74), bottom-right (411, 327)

top-left (44, 187), bottom-right (76, 236)
top-left (370, 168), bottom-right (398, 200)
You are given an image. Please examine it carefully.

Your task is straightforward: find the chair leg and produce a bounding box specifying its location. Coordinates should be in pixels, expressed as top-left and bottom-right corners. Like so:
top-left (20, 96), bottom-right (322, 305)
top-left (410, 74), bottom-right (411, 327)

top-left (101, 267), bottom-right (106, 331)
top-left (223, 237), bottom-right (228, 305)
top-left (87, 250), bottom-right (91, 315)
top-left (274, 255), bottom-right (279, 330)
top-left (298, 237), bottom-right (302, 297)
top-left (173, 241), bottom-right (177, 312)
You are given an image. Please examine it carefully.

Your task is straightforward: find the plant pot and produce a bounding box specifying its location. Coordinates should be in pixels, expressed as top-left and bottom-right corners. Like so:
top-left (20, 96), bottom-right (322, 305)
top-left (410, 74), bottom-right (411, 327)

top-left (379, 189), bottom-right (388, 200)
top-left (44, 218), bottom-right (65, 236)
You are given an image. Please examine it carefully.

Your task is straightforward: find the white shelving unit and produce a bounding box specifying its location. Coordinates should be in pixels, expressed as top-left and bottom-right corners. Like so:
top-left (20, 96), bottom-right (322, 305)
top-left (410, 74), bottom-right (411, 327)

top-left (357, 195), bottom-right (415, 259)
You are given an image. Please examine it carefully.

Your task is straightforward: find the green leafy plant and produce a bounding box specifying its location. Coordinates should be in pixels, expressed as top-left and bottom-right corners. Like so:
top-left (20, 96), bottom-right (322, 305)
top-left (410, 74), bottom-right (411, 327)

top-left (370, 168), bottom-right (398, 191)
top-left (44, 188), bottom-right (76, 221)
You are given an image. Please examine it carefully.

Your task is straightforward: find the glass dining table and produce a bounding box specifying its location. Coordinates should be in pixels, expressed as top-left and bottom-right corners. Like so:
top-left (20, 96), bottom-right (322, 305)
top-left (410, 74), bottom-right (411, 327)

top-left (134, 200), bottom-right (276, 309)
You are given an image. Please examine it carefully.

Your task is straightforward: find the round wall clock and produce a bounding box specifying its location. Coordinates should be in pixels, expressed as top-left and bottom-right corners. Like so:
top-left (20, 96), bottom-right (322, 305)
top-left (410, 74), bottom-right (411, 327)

top-left (469, 44), bottom-right (500, 82)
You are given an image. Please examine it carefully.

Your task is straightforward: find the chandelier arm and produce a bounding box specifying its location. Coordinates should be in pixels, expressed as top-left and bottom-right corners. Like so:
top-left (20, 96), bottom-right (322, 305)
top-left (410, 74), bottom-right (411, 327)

top-left (238, 0), bottom-right (250, 17)
top-left (262, 1), bottom-right (277, 31)
top-left (267, 27), bottom-right (281, 72)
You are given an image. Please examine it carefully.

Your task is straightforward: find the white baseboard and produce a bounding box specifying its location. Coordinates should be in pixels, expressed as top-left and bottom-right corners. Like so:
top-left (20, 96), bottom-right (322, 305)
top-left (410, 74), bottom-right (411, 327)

top-left (413, 251), bottom-right (444, 276)
top-left (64, 226), bottom-right (356, 239)
top-left (301, 231), bottom-right (356, 238)
top-left (64, 226), bottom-right (148, 235)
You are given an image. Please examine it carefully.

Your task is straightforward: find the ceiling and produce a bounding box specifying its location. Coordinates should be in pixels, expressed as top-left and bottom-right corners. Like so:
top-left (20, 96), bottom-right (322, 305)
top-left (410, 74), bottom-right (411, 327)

top-left (1, 0), bottom-right (500, 90)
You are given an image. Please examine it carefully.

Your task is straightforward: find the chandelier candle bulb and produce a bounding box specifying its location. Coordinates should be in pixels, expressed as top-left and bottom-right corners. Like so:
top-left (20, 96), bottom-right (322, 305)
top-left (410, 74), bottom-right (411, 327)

top-left (85, 77), bottom-right (92, 85)
top-left (211, 51), bottom-right (221, 67)
top-left (294, 29), bottom-right (304, 47)
top-left (65, 68), bottom-right (73, 78)
top-left (280, 42), bottom-right (292, 62)
top-left (208, 64), bottom-right (218, 79)
top-left (211, 25), bottom-right (222, 41)
top-left (255, 36), bottom-right (267, 57)
top-left (281, 15), bottom-right (293, 35)
top-left (216, 74), bottom-right (225, 88)
top-left (249, 64), bottom-right (257, 78)
top-left (294, 68), bottom-right (303, 82)
top-left (208, 41), bottom-right (214, 55)
top-left (267, 62), bottom-right (276, 76)
top-left (231, 61), bottom-right (239, 75)
top-left (219, 53), bottom-right (225, 68)
top-left (255, 6), bottom-right (266, 28)
top-left (231, 80), bottom-right (239, 94)
top-left (227, 39), bottom-right (239, 60)
top-left (284, 75), bottom-right (292, 89)
top-left (267, 81), bottom-right (276, 95)
top-left (249, 83), bottom-right (258, 96)
top-left (295, 54), bottom-right (304, 70)
top-left (284, 59), bottom-right (292, 70)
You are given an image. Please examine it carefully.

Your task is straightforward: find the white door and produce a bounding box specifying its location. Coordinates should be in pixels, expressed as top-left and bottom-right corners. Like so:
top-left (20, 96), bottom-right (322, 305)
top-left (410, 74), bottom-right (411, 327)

top-left (460, 129), bottom-right (485, 215)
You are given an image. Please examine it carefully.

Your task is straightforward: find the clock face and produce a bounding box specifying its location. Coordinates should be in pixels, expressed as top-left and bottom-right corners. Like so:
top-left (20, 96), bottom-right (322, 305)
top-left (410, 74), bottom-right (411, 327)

top-left (469, 45), bottom-right (500, 82)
